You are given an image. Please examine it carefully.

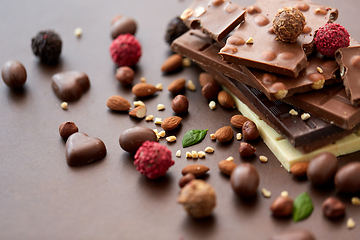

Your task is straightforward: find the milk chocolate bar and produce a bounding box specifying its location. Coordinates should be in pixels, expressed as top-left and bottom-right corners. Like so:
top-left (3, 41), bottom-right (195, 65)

top-left (180, 0), bottom-right (245, 42)
top-left (219, 0), bottom-right (338, 77)
top-left (336, 46), bottom-right (360, 106)
top-left (171, 30), bottom-right (340, 101)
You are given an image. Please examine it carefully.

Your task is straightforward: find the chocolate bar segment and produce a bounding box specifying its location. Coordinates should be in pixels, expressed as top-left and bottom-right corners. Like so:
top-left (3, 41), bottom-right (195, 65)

top-left (180, 0), bottom-right (245, 42)
top-left (219, 0), bottom-right (338, 77)
top-left (336, 46), bottom-right (360, 106)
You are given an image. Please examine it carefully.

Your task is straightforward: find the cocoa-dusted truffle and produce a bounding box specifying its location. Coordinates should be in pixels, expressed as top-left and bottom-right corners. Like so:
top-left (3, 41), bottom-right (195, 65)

top-left (273, 7), bottom-right (305, 43)
top-left (165, 16), bottom-right (189, 45)
top-left (177, 179), bottom-right (216, 218)
top-left (31, 30), bottom-right (62, 64)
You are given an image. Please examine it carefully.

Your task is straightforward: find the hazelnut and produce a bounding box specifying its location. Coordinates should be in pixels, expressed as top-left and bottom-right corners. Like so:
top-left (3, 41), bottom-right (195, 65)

top-left (270, 196), bottom-right (294, 217)
top-left (115, 66), bottom-right (134, 86)
top-left (202, 81), bottom-right (220, 100)
top-left (59, 121), bottom-right (78, 139)
top-left (242, 120), bottom-right (259, 141)
top-left (239, 142), bottom-right (256, 157)
top-left (172, 95), bottom-right (189, 114)
top-left (322, 197), bottom-right (346, 218)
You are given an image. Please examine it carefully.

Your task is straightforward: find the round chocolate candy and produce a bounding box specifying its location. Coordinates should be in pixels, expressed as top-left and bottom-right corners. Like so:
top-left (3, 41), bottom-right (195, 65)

top-left (1, 60), bottom-right (27, 89)
top-left (334, 162), bottom-right (360, 193)
top-left (307, 152), bottom-right (338, 186)
top-left (119, 126), bottom-right (158, 154)
top-left (230, 163), bottom-right (259, 198)
top-left (111, 15), bottom-right (137, 39)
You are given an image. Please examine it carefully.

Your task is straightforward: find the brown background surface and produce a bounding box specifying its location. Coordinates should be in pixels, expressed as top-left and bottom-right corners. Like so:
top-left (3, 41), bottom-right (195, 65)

top-left (0, 0), bottom-right (359, 239)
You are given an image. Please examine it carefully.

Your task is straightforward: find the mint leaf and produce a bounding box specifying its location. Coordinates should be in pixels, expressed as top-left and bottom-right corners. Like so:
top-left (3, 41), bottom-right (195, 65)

top-left (293, 192), bottom-right (313, 222)
top-left (182, 129), bottom-right (208, 148)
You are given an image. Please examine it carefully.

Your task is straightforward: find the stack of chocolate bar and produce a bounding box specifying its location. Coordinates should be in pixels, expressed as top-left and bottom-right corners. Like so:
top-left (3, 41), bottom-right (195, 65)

top-left (171, 0), bottom-right (360, 171)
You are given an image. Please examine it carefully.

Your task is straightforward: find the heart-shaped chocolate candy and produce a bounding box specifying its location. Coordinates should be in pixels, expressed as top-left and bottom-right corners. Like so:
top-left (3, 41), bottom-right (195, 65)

top-left (65, 132), bottom-right (106, 166)
top-left (52, 71), bottom-right (90, 101)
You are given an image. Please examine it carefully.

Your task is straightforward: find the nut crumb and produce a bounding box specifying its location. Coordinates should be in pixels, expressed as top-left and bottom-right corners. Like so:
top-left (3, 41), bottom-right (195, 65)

top-left (209, 101), bottom-right (216, 110)
top-left (347, 218), bottom-right (356, 229)
top-left (198, 151), bottom-right (206, 158)
top-left (157, 104), bottom-right (165, 111)
top-left (226, 156), bottom-right (234, 162)
top-left (301, 113), bottom-right (311, 121)
top-left (145, 115), bottom-right (154, 121)
top-left (259, 155), bottom-right (268, 163)
top-left (246, 37), bottom-right (254, 44)
top-left (281, 191), bottom-right (289, 197)
top-left (74, 28), bottom-right (82, 37)
top-left (236, 133), bottom-right (242, 140)
top-left (191, 150), bottom-right (198, 159)
top-left (317, 67), bottom-right (324, 73)
top-left (166, 136), bottom-right (176, 142)
top-left (182, 58), bottom-right (191, 67)
top-left (187, 80), bottom-right (196, 91)
top-left (261, 188), bottom-right (271, 198)
top-left (140, 77), bottom-right (146, 83)
top-left (351, 197), bottom-right (360, 206)
top-left (61, 102), bottom-right (68, 110)
top-left (133, 100), bottom-right (145, 107)
top-left (205, 147), bottom-right (214, 153)
top-left (156, 83), bottom-right (163, 91)
top-left (274, 89), bottom-right (288, 99)
top-left (158, 130), bottom-right (166, 138)
top-left (155, 118), bottom-right (162, 125)
top-left (210, 133), bottom-right (216, 141)
top-left (289, 109), bottom-right (298, 116)
top-left (311, 79), bottom-right (325, 90)
top-left (186, 151), bottom-right (192, 158)
top-left (153, 129), bottom-right (158, 134)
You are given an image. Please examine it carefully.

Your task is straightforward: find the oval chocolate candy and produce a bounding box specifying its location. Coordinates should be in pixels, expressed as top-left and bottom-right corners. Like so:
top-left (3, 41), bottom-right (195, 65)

top-left (307, 152), bottom-right (338, 186)
top-left (334, 162), bottom-right (360, 193)
top-left (1, 60), bottom-right (27, 89)
top-left (230, 163), bottom-right (259, 198)
top-left (119, 126), bottom-right (158, 154)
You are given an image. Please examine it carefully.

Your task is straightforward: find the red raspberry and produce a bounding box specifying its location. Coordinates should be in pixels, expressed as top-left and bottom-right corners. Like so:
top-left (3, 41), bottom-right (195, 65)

top-left (109, 33), bottom-right (141, 67)
top-left (134, 141), bottom-right (174, 179)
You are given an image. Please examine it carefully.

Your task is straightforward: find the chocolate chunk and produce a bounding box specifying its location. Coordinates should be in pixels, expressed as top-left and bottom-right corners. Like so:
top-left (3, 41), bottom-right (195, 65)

top-left (111, 15), bottom-right (137, 39)
top-left (230, 163), bottom-right (259, 198)
top-left (51, 71), bottom-right (90, 102)
top-left (180, 0), bottom-right (245, 41)
top-left (336, 46), bottom-right (360, 106)
top-left (307, 152), bottom-right (338, 186)
top-left (31, 30), bottom-right (62, 64)
top-left (273, 7), bottom-right (306, 43)
top-left (119, 126), bottom-right (158, 154)
top-left (269, 229), bottom-right (315, 240)
top-left (334, 162), bottom-right (360, 193)
top-left (65, 132), bottom-right (106, 166)
top-left (1, 60), bottom-right (27, 89)
top-left (219, 0), bottom-right (338, 77)
top-left (165, 16), bottom-right (189, 45)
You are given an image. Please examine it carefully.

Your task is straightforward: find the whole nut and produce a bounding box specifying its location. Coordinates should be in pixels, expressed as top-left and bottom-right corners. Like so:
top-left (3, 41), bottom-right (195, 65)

top-left (106, 95), bottom-right (131, 111)
top-left (242, 120), bottom-right (259, 141)
top-left (198, 72), bottom-right (216, 87)
top-left (161, 116), bottom-right (182, 131)
top-left (172, 95), bottom-right (189, 114)
top-left (168, 78), bottom-right (186, 94)
top-left (214, 126), bottom-right (233, 143)
top-left (290, 162), bottom-right (309, 177)
top-left (217, 90), bottom-right (234, 108)
top-left (115, 66), bottom-right (134, 86)
top-left (179, 173), bottom-right (196, 188)
top-left (181, 164), bottom-right (210, 177)
top-left (59, 121), bottom-right (78, 139)
top-left (132, 83), bottom-right (158, 97)
top-left (322, 197), bottom-right (346, 218)
top-left (161, 54), bottom-right (183, 72)
top-left (202, 81), bottom-right (220, 100)
top-left (218, 160), bottom-right (237, 176)
top-left (230, 115), bottom-right (249, 129)
top-left (270, 196), bottom-right (294, 217)
top-left (239, 142), bottom-right (256, 157)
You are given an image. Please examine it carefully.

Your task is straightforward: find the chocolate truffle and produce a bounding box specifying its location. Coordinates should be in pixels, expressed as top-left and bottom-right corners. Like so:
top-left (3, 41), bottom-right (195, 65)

top-left (273, 7), bottom-right (305, 43)
top-left (31, 30), bottom-right (62, 64)
top-left (109, 33), bottom-right (141, 67)
top-left (1, 60), bottom-right (27, 89)
top-left (165, 16), bottom-right (189, 45)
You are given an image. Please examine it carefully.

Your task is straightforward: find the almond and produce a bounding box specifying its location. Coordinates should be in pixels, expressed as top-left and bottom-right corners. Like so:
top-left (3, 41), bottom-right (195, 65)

top-left (129, 105), bottom-right (147, 118)
top-left (214, 126), bottom-right (233, 143)
top-left (202, 81), bottom-right (220, 100)
top-left (181, 164), bottom-right (209, 177)
top-left (106, 95), bottom-right (131, 111)
top-left (168, 78), bottom-right (186, 94)
top-left (161, 54), bottom-right (183, 72)
top-left (199, 72), bottom-right (216, 87)
top-left (230, 115), bottom-right (249, 129)
top-left (218, 90), bottom-right (234, 108)
top-left (161, 116), bottom-right (182, 131)
top-left (218, 160), bottom-right (237, 176)
top-left (132, 83), bottom-right (158, 97)
top-left (290, 162), bottom-right (309, 177)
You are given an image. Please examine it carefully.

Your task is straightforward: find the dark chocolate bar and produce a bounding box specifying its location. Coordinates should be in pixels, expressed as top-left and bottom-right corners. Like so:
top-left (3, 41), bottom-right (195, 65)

top-left (219, 0), bottom-right (338, 77)
top-left (180, 0), bottom-right (245, 42)
top-left (336, 46), bottom-right (360, 106)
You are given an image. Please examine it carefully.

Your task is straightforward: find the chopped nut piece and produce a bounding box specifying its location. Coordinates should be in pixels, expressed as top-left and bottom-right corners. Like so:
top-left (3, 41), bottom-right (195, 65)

top-left (153, 129), bottom-right (158, 134)
top-left (145, 115), bottom-right (154, 121)
top-left (274, 89), bottom-right (288, 99)
top-left (351, 197), bottom-right (360, 206)
top-left (246, 37), bottom-right (254, 44)
top-left (209, 101), bottom-right (216, 110)
top-left (261, 188), bottom-right (271, 198)
top-left (74, 28), bottom-right (82, 37)
top-left (61, 102), bottom-right (68, 110)
top-left (281, 191), bottom-right (289, 197)
top-left (289, 109), bottom-right (298, 116)
top-left (140, 77), bottom-right (146, 83)
top-left (301, 113), bottom-right (311, 121)
top-left (191, 150), bottom-right (198, 159)
top-left (155, 118), bottom-right (162, 125)
top-left (187, 80), bottom-right (196, 91)
top-left (259, 155), bottom-right (268, 163)
top-left (158, 130), bottom-right (166, 138)
top-left (166, 136), bottom-right (176, 142)
top-left (317, 67), bottom-right (324, 73)
top-left (133, 100), bottom-right (145, 107)
top-left (186, 151), bottom-right (192, 158)
top-left (182, 58), bottom-right (191, 67)
top-left (226, 156), bottom-right (234, 162)
top-left (176, 150), bottom-right (181, 158)
top-left (205, 147), bottom-right (214, 153)
top-left (210, 133), bottom-right (216, 141)
top-left (156, 83), bottom-right (163, 91)
top-left (157, 104), bottom-right (165, 111)
top-left (311, 79), bottom-right (325, 90)
top-left (347, 218), bottom-right (356, 229)
top-left (198, 151), bottom-right (206, 158)
top-left (236, 133), bottom-right (242, 140)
